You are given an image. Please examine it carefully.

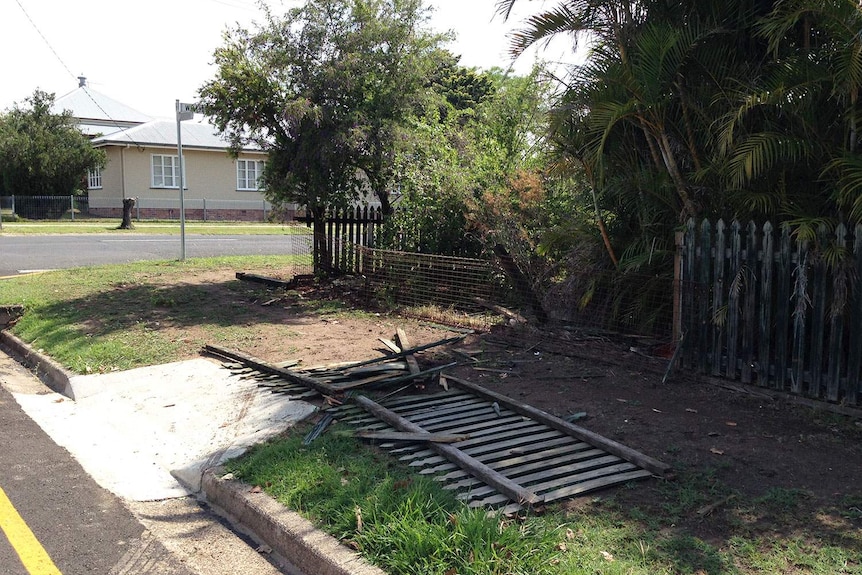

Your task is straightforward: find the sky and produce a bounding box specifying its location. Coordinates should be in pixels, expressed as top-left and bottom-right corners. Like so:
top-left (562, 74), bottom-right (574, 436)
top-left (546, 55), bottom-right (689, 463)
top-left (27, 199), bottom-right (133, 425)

top-left (1, 0), bottom-right (579, 119)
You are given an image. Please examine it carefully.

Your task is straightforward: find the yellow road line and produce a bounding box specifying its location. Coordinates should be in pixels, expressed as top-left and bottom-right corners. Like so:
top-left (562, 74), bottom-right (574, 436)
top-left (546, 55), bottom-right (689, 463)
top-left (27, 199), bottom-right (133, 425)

top-left (0, 485), bottom-right (62, 574)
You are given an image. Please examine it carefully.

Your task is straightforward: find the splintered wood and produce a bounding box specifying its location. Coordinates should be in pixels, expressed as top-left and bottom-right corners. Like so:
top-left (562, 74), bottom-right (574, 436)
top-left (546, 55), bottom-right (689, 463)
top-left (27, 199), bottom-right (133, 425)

top-left (206, 327), bottom-right (671, 512)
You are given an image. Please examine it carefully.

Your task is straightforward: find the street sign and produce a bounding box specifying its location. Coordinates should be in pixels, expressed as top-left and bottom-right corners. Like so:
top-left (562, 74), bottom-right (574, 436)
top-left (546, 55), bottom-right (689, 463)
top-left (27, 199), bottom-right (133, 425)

top-left (177, 102), bottom-right (200, 121)
top-left (177, 102), bottom-right (200, 114)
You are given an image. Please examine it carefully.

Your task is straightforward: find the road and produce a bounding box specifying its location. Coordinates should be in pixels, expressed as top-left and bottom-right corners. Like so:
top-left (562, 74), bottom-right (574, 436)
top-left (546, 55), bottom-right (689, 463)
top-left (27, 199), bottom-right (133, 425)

top-left (0, 234), bottom-right (311, 277)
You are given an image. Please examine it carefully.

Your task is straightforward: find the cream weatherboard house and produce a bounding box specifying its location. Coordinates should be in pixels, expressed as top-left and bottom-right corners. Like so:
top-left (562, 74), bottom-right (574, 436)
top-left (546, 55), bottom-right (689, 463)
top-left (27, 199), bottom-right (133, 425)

top-left (53, 78), bottom-right (290, 221)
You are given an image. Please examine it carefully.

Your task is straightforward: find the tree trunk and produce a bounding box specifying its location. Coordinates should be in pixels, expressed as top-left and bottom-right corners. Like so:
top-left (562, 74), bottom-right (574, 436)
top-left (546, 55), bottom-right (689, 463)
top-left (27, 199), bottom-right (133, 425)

top-left (118, 197), bottom-right (135, 229)
top-left (311, 206), bottom-right (331, 276)
top-left (492, 244), bottom-right (547, 323)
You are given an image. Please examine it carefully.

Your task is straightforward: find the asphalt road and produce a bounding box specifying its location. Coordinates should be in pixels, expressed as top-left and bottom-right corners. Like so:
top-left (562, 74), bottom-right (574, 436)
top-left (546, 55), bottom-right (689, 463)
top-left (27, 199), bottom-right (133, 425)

top-left (0, 234), bottom-right (312, 277)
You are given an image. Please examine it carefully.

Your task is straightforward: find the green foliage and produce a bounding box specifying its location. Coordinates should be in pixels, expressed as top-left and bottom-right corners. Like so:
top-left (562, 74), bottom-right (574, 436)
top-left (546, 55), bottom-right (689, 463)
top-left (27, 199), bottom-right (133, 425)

top-left (0, 90), bottom-right (105, 196)
top-left (199, 0), bottom-right (444, 217)
top-left (381, 63), bottom-right (574, 259)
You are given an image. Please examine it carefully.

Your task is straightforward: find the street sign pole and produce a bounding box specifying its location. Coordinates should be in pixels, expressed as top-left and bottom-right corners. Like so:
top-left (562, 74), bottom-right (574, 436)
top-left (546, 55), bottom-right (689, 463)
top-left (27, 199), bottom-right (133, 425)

top-left (175, 100), bottom-right (186, 260)
top-left (175, 100), bottom-right (196, 261)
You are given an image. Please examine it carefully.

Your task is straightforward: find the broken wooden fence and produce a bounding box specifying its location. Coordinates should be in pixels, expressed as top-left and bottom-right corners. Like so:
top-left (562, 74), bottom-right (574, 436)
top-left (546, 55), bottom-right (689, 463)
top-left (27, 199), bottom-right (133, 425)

top-left (295, 206), bottom-right (384, 274)
top-left (678, 218), bottom-right (862, 405)
top-left (205, 337), bottom-right (671, 512)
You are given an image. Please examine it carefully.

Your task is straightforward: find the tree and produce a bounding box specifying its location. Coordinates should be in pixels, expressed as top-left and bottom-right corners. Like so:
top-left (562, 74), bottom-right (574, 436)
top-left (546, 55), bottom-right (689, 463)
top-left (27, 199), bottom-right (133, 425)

top-left (199, 0), bottom-right (443, 270)
top-left (0, 90), bottom-right (104, 198)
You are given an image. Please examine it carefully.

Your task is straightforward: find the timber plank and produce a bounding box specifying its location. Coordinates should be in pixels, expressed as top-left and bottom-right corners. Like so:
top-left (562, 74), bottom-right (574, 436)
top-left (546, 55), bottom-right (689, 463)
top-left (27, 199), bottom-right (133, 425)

top-left (353, 431), bottom-right (470, 443)
top-left (445, 375), bottom-right (672, 477)
top-left (758, 221), bottom-right (774, 386)
top-left (456, 454), bottom-right (624, 498)
top-left (712, 219), bottom-right (727, 377)
top-left (353, 395), bottom-right (544, 507)
top-left (442, 448), bottom-right (609, 491)
top-left (727, 220), bottom-right (742, 380)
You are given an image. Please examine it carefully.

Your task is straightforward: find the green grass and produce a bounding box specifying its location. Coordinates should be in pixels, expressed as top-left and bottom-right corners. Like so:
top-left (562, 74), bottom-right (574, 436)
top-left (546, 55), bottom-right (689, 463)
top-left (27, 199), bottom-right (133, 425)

top-left (0, 220), bottom-right (309, 235)
top-left (228, 427), bottom-right (862, 575)
top-left (0, 255), bottom-right (311, 373)
top-left (227, 428), bottom-right (862, 575)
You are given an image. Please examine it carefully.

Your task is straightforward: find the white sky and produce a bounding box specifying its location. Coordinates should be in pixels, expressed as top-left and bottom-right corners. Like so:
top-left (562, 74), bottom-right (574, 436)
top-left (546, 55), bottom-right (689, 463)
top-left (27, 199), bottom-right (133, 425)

top-left (1, 0), bottom-right (579, 119)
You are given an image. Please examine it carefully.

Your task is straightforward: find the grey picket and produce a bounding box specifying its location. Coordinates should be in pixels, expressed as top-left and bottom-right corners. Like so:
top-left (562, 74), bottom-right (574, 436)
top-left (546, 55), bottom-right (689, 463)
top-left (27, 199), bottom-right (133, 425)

top-left (712, 220), bottom-right (727, 376)
top-left (758, 221), bottom-right (774, 385)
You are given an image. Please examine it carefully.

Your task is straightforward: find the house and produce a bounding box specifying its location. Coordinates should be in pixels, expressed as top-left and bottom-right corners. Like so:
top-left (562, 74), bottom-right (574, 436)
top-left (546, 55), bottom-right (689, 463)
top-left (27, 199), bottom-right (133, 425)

top-left (53, 77), bottom-right (292, 222)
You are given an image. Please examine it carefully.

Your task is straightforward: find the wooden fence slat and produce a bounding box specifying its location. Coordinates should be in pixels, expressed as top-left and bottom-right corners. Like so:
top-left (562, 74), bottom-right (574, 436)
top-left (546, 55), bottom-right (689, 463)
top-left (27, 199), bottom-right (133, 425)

top-left (712, 219), bottom-right (726, 376)
top-left (808, 225), bottom-right (828, 398)
top-left (741, 221), bottom-right (757, 383)
top-left (826, 224), bottom-right (847, 401)
top-left (758, 221), bottom-right (774, 386)
top-left (791, 242), bottom-right (808, 395)
top-left (726, 220), bottom-right (742, 380)
top-left (775, 225), bottom-right (792, 391)
top-left (847, 225), bottom-right (862, 405)
top-left (683, 219), bottom-right (697, 368)
top-left (698, 220), bottom-right (712, 372)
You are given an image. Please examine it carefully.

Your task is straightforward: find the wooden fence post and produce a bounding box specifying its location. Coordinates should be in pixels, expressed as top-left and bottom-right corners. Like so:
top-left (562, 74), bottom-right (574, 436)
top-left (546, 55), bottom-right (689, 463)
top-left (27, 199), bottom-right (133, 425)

top-left (673, 231), bottom-right (683, 345)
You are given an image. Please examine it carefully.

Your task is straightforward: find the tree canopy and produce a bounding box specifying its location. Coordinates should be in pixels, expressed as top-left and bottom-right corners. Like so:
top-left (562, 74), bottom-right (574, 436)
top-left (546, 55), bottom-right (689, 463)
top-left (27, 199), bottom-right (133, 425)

top-left (0, 90), bottom-right (104, 197)
top-left (198, 0), bottom-right (445, 218)
top-left (497, 0), bottom-right (862, 271)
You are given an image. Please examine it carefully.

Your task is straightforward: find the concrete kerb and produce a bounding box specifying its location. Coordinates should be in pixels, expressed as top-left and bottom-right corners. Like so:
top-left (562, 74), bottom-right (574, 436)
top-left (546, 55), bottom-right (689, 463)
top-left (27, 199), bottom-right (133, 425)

top-left (203, 468), bottom-right (387, 575)
top-left (0, 330), bottom-right (76, 398)
top-left (0, 328), bottom-right (388, 575)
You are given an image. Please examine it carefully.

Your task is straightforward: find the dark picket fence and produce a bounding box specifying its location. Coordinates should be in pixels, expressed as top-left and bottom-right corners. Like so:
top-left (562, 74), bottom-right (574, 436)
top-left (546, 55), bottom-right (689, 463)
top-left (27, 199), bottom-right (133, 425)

top-left (678, 218), bottom-right (862, 405)
top-left (295, 205), bottom-right (385, 273)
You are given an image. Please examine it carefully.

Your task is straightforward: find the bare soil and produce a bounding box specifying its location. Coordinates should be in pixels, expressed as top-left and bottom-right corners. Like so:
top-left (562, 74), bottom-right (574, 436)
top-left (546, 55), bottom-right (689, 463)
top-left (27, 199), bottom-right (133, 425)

top-left (181, 270), bottom-right (862, 542)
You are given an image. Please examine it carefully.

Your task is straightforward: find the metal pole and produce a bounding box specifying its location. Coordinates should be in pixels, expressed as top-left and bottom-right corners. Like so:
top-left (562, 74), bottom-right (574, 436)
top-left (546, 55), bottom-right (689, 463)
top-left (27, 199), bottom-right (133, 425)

top-left (175, 99), bottom-right (186, 261)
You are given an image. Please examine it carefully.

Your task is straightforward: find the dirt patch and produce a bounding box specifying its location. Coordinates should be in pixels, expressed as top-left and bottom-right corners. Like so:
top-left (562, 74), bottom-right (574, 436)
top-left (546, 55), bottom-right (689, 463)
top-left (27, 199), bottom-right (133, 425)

top-left (167, 270), bottom-right (862, 524)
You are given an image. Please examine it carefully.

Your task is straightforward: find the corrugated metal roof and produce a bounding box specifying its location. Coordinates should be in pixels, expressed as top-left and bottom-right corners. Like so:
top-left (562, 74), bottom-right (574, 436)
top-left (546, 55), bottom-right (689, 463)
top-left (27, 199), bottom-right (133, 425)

top-left (53, 86), bottom-right (153, 126)
top-left (91, 119), bottom-right (263, 152)
top-left (77, 122), bottom-right (129, 137)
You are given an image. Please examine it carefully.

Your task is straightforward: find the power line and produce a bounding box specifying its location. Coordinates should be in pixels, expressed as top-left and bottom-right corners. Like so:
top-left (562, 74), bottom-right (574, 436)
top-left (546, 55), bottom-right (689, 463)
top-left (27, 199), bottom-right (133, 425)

top-left (12, 0), bottom-right (147, 148)
top-left (12, 0), bottom-right (77, 83)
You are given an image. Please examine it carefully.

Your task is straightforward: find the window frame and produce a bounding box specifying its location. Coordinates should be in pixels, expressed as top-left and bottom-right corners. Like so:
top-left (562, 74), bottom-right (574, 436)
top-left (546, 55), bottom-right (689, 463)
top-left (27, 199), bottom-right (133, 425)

top-left (236, 159), bottom-right (265, 191)
top-left (87, 167), bottom-right (102, 189)
top-left (151, 154), bottom-right (182, 189)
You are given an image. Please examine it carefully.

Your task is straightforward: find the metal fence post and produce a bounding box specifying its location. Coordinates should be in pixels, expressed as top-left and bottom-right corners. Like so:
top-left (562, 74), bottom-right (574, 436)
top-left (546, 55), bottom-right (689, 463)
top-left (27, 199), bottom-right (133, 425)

top-left (203, 198), bottom-right (207, 222)
top-left (11, 195), bottom-right (15, 215)
top-left (70, 195), bottom-right (75, 221)
top-left (262, 200), bottom-right (267, 222)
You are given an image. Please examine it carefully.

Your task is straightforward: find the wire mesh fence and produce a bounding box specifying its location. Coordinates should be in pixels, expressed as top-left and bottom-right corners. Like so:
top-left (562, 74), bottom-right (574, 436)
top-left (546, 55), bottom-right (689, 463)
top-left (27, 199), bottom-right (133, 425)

top-left (541, 270), bottom-right (678, 343)
top-left (356, 245), bottom-right (511, 313)
top-left (0, 195), bottom-right (89, 220)
top-left (0, 195), bottom-right (285, 222)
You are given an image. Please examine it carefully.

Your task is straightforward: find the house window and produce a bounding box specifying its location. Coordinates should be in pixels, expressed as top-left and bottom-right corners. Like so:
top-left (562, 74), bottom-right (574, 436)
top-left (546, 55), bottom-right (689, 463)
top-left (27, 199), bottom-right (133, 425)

top-left (152, 154), bottom-right (181, 188)
top-left (237, 159), bottom-right (264, 191)
top-left (88, 167), bottom-right (102, 189)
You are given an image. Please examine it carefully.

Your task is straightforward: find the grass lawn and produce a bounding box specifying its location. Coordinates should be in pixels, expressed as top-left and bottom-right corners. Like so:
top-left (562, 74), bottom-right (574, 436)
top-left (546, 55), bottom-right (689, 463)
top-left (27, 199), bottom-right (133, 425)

top-left (1, 259), bottom-right (859, 575)
top-left (0, 255), bottom-right (309, 372)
